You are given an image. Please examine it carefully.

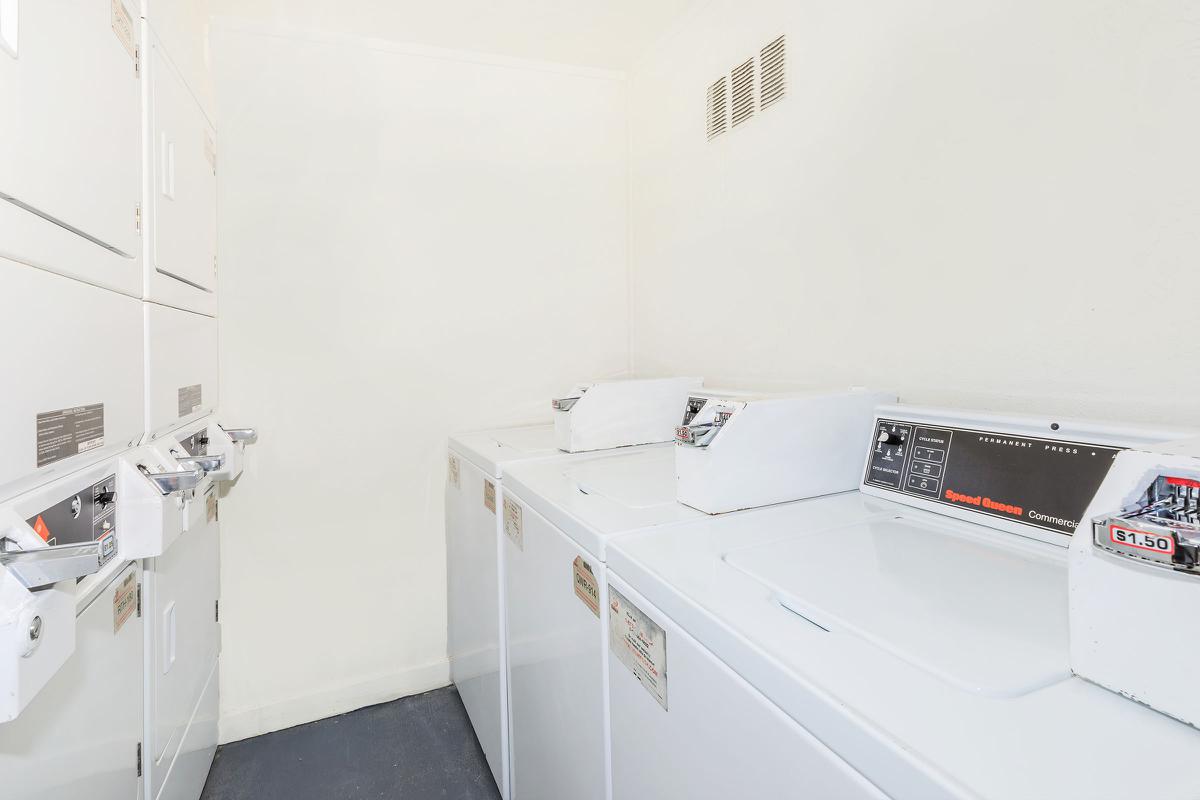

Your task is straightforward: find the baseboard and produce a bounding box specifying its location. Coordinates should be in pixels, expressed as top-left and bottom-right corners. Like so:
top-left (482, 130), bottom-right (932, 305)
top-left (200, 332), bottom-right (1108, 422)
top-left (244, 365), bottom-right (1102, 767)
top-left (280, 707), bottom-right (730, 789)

top-left (218, 658), bottom-right (451, 744)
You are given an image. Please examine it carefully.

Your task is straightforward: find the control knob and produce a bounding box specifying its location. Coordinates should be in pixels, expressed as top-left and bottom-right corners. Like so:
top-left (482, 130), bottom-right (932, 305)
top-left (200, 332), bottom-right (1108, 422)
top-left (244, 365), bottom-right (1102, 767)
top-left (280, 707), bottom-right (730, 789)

top-left (877, 429), bottom-right (904, 446)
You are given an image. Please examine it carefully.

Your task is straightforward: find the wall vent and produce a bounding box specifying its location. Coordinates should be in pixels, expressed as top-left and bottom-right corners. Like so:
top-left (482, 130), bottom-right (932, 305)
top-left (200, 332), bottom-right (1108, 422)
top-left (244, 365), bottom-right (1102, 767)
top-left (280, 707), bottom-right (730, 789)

top-left (730, 57), bottom-right (756, 127)
top-left (760, 35), bottom-right (786, 110)
top-left (705, 77), bottom-right (728, 140)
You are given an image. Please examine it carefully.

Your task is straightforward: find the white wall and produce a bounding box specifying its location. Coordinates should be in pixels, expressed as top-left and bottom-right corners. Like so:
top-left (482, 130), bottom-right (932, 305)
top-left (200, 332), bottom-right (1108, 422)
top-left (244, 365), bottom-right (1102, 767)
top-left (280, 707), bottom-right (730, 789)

top-left (206, 0), bottom-right (696, 69)
top-left (210, 23), bottom-right (629, 742)
top-left (630, 0), bottom-right (1200, 428)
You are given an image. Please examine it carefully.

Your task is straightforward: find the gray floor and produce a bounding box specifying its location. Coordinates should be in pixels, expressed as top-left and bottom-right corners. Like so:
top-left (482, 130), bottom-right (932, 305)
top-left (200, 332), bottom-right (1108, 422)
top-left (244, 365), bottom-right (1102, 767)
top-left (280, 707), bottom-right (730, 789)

top-left (201, 686), bottom-right (502, 800)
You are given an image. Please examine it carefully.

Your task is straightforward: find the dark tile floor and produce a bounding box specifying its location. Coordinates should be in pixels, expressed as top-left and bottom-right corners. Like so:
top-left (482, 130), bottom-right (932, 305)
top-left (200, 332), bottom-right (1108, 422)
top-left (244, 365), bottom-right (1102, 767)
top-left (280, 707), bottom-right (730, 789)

top-left (201, 686), bottom-right (501, 800)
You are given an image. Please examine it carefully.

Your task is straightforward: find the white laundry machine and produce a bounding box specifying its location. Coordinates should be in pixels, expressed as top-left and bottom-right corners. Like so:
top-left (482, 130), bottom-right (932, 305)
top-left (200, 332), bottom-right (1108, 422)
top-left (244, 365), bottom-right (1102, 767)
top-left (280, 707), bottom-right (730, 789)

top-left (606, 405), bottom-right (1200, 800)
top-left (447, 424), bottom-right (564, 800)
top-left (0, 256), bottom-right (145, 504)
top-left (501, 446), bottom-right (697, 800)
top-left (500, 387), bottom-right (889, 800)
top-left (137, 418), bottom-right (255, 800)
top-left (0, 0), bottom-right (143, 296)
top-left (0, 455), bottom-right (147, 799)
top-left (447, 377), bottom-right (705, 799)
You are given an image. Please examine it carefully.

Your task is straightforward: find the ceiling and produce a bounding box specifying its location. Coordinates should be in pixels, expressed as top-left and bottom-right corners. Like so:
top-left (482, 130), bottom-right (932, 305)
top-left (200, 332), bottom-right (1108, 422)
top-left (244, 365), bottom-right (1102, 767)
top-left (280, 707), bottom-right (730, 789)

top-left (207, 0), bottom-right (699, 69)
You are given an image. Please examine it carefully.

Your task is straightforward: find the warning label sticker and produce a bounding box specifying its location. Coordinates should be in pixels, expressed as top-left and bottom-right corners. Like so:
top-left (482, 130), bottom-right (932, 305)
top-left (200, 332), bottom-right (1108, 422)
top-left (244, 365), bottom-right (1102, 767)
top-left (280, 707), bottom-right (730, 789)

top-left (503, 497), bottom-right (523, 550)
top-left (447, 455), bottom-right (461, 490)
top-left (484, 479), bottom-right (496, 514)
top-left (609, 585), bottom-right (667, 710)
top-left (113, 571), bottom-right (137, 634)
top-left (178, 384), bottom-right (203, 418)
top-left (573, 556), bottom-right (599, 617)
top-left (36, 404), bottom-right (105, 468)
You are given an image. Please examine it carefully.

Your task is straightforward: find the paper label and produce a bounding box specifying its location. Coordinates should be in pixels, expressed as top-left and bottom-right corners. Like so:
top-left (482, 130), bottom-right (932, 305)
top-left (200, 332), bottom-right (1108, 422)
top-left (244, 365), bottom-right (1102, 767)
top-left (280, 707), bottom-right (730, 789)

top-left (503, 497), bottom-right (523, 550)
top-left (178, 384), bottom-right (203, 418)
top-left (609, 586), bottom-right (667, 709)
top-left (573, 556), bottom-right (600, 617)
top-left (36, 404), bottom-right (105, 468)
top-left (113, 572), bottom-right (137, 634)
top-left (447, 455), bottom-right (461, 489)
top-left (111, 0), bottom-right (136, 60)
top-left (206, 487), bottom-right (218, 523)
top-left (484, 479), bottom-right (496, 513)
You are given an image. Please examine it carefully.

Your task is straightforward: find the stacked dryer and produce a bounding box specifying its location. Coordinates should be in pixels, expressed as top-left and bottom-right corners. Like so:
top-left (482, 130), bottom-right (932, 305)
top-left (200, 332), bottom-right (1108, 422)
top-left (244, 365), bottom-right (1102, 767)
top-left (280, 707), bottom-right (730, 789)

top-left (136, 5), bottom-right (235, 800)
top-left (0, 4), bottom-right (255, 799)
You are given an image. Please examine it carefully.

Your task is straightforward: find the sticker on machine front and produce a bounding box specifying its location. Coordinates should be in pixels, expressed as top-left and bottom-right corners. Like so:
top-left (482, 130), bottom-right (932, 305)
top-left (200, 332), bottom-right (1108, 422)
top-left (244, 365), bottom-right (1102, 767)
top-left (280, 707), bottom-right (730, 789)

top-left (113, 572), bottom-right (137, 634)
top-left (447, 455), bottom-right (461, 490)
top-left (573, 557), bottom-right (600, 617)
top-left (111, 0), bottom-right (136, 60)
top-left (503, 497), bottom-right (523, 551)
top-left (178, 384), bottom-right (204, 418)
top-left (36, 404), bottom-right (105, 468)
top-left (206, 486), bottom-right (218, 523)
top-left (484, 479), bottom-right (496, 514)
top-left (609, 586), bottom-right (667, 710)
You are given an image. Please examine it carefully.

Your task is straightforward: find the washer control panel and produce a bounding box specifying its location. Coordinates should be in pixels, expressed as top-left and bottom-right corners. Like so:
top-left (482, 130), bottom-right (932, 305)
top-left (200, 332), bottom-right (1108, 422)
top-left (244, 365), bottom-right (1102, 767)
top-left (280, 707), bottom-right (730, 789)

top-left (864, 418), bottom-right (1122, 536)
top-left (25, 474), bottom-right (118, 568)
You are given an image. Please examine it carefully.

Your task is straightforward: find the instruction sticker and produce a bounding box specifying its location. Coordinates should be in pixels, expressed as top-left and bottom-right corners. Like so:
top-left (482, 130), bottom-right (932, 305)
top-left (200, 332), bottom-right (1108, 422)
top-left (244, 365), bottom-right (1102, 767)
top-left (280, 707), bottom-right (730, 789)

top-left (609, 586), bottom-right (667, 710)
top-left (111, 0), bottom-right (136, 60)
top-left (503, 497), bottom-right (523, 550)
top-left (447, 455), bottom-right (461, 489)
top-left (113, 571), bottom-right (137, 634)
top-left (178, 384), bottom-right (203, 418)
top-left (573, 557), bottom-right (600, 617)
top-left (36, 404), bottom-right (105, 468)
top-left (484, 479), bottom-right (496, 513)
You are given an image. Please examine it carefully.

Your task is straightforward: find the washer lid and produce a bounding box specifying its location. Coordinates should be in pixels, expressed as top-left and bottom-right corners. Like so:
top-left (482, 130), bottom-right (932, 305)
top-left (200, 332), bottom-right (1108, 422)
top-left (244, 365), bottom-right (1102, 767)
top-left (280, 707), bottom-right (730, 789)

top-left (449, 424), bottom-right (560, 477)
top-left (724, 513), bottom-right (1069, 697)
top-left (504, 445), bottom-right (702, 560)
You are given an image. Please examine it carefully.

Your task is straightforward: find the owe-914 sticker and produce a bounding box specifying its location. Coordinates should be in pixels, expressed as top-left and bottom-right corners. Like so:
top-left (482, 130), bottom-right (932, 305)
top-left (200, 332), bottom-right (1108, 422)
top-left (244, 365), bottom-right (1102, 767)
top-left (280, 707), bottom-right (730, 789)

top-left (609, 585), bottom-right (667, 710)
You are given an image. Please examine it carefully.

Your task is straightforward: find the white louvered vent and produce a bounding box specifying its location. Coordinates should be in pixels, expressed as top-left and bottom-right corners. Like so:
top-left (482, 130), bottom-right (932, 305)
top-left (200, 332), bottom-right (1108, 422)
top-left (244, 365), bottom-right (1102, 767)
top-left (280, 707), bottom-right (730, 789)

top-left (706, 77), bottom-right (728, 140)
top-left (760, 35), bottom-right (786, 110)
top-left (730, 57), bottom-right (756, 127)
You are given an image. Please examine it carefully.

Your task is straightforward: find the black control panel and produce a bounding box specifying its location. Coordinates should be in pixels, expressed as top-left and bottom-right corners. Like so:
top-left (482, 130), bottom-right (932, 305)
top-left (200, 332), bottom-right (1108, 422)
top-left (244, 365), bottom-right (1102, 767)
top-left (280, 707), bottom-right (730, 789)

top-left (864, 419), bottom-right (1123, 536)
top-left (26, 474), bottom-right (118, 567)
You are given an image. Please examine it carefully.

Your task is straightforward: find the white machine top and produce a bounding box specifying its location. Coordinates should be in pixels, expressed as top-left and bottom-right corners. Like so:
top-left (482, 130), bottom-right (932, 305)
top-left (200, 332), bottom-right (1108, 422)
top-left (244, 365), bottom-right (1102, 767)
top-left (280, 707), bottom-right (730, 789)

top-left (503, 445), bottom-right (704, 560)
top-left (448, 424), bottom-right (560, 479)
top-left (608, 409), bottom-right (1200, 800)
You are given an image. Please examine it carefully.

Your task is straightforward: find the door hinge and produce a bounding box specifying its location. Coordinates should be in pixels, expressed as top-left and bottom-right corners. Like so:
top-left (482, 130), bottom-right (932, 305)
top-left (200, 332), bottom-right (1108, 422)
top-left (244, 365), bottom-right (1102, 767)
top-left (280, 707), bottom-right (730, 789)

top-left (136, 583), bottom-right (142, 618)
top-left (136, 742), bottom-right (142, 777)
top-left (215, 599), bottom-right (219, 623)
top-left (135, 203), bottom-right (142, 234)
top-left (134, 46), bottom-right (140, 77)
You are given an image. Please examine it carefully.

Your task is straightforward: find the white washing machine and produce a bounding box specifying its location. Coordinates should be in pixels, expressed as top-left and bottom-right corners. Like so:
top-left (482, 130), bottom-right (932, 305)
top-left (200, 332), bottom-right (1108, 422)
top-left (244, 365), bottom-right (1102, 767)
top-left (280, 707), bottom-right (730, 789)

top-left (446, 377), bottom-right (703, 799)
top-left (0, 456), bottom-right (147, 799)
top-left (606, 406), bottom-right (1200, 800)
top-left (501, 445), bottom-right (712, 800)
top-left (447, 424), bottom-right (565, 800)
top-left (500, 387), bottom-right (890, 800)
